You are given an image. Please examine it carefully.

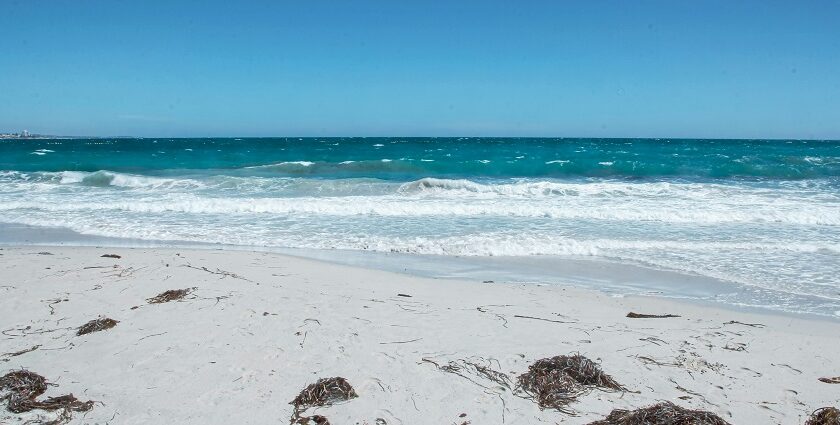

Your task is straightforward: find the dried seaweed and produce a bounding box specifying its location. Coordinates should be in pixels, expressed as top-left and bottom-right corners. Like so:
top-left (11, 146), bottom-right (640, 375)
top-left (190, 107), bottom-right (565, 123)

top-left (806, 407), bottom-right (840, 425)
top-left (291, 377), bottom-right (356, 409)
top-left (558, 355), bottom-right (623, 390)
top-left (424, 358), bottom-right (511, 391)
top-left (147, 288), bottom-right (194, 304)
top-left (464, 360), bottom-right (512, 389)
top-left (293, 415), bottom-right (330, 424)
top-left (518, 367), bottom-right (582, 412)
top-left (513, 314), bottom-right (576, 324)
top-left (290, 377), bottom-right (356, 424)
top-left (76, 317), bottom-right (118, 336)
top-left (723, 320), bottom-right (765, 328)
top-left (587, 401), bottom-right (730, 425)
top-left (100, 254), bottom-right (121, 259)
top-left (182, 264), bottom-right (252, 281)
top-left (1, 345), bottom-right (40, 361)
top-left (627, 312), bottom-right (680, 319)
top-left (0, 370), bottom-right (93, 424)
top-left (0, 370), bottom-right (47, 413)
top-left (517, 354), bottom-right (623, 412)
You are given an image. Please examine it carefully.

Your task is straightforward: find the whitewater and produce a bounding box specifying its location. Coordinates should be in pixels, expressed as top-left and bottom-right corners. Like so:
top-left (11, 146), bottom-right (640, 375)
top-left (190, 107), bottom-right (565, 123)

top-left (1, 137), bottom-right (838, 317)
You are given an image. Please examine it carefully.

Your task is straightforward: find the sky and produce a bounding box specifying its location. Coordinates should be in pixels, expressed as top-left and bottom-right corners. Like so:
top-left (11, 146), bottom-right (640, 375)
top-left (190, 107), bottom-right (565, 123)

top-left (1, 0), bottom-right (838, 139)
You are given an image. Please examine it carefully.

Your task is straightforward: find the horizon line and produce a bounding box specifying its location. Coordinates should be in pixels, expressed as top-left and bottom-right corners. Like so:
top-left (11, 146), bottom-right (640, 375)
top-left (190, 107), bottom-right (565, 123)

top-left (3, 135), bottom-right (839, 142)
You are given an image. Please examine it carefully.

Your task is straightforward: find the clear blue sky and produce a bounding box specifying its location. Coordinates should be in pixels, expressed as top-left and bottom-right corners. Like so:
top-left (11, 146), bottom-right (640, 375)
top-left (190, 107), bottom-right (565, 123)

top-left (1, 0), bottom-right (838, 139)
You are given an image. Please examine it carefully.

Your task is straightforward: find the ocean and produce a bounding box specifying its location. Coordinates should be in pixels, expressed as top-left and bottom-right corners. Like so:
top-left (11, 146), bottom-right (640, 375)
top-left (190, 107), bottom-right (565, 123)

top-left (1, 137), bottom-right (838, 317)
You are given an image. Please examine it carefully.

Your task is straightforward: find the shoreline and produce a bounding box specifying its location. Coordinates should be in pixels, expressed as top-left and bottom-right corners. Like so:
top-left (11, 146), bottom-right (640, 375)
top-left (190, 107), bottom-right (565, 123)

top-left (1, 221), bottom-right (837, 322)
top-left (1, 245), bottom-right (838, 423)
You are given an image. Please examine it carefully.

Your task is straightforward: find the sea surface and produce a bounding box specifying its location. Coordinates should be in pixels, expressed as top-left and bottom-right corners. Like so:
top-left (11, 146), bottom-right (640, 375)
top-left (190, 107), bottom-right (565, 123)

top-left (1, 137), bottom-right (839, 317)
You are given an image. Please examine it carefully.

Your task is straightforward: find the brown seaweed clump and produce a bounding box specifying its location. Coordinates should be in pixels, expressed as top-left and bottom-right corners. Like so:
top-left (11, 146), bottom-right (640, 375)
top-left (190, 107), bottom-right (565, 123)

top-left (147, 288), bottom-right (193, 304)
top-left (76, 317), bottom-right (118, 336)
top-left (0, 370), bottom-right (47, 413)
top-left (517, 354), bottom-right (623, 412)
top-left (293, 414), bottom-right (330, 425)
top-left (806, 407), bottom-right (840, 425)
top-left (587, 402), bottom-right (730, 425)
top-left (291, 377), bottom-right (357, 409)
top-left (290, 377), bottom-right (356, 424)
top-left (518, 366), bottom-right (582, 412)
top-left (0, 370), bottom-right (93, 423)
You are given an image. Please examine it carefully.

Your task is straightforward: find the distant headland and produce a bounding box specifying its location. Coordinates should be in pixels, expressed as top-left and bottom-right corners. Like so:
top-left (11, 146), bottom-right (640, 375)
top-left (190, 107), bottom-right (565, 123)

top-left (0, 130), bottom-right (88, 139)
top-left (0, 130), bottom-right (56, 139)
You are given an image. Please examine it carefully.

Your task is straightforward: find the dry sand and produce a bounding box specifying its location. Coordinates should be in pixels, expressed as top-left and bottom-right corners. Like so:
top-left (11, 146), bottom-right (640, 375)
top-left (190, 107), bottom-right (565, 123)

top-left (0, 246), bottom-right (838, 424)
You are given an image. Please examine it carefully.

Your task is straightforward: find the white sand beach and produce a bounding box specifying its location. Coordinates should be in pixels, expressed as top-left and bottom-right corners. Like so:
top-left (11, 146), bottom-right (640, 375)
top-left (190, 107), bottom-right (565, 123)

top-left (1, 246), bottom-right (838, 424)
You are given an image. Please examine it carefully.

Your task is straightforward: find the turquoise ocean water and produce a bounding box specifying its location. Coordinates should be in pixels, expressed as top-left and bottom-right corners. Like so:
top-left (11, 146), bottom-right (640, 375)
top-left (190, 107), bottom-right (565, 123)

top-left (1, 137), bottom-right (839, 316)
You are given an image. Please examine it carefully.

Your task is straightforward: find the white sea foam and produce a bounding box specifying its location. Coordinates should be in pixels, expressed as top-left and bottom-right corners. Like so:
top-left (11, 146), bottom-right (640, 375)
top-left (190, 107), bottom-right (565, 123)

top-left (2, 189), bottom-right (838, 226)
top-left (46, 171), bottom-right (200, 189)
top-left (5, 209), bottom-right (835, 260)
top-left (2, 175), bottom-right (838, 226)
top-left (274, 161), bottom-right (314, 166)
top-left (245, 161), bottom-right (314, 169)
top-left (58, 171), bottom-right (86, 184)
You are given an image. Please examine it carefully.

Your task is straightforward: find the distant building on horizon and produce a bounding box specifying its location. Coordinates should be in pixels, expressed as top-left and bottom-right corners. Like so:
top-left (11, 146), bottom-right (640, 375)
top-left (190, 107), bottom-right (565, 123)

top-left (0, 129), bottom-right (47, 139)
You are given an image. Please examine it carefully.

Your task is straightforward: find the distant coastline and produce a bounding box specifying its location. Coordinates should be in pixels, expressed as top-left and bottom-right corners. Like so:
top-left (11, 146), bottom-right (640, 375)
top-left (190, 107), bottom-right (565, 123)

top-left (0, 136), bottom-right (66, 140)
top-left (0, 131), bottom-right (61, 139)
top-left (0, 133), bottom-right (131, 140)
top-left (2, 135), bottom-right (839, 142)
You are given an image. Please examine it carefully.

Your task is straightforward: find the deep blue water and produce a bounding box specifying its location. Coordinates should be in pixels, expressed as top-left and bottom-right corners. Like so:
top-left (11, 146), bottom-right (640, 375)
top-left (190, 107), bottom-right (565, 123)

top-left (3, 137), bottom-right (839, 180)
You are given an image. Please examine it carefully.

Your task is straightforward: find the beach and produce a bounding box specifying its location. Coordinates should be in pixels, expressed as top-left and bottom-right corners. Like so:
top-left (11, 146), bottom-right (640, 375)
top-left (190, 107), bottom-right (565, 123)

top-left (1, 245), bottom-right (838, 424)
top-left (4, 0), bottom-right (840, 421)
